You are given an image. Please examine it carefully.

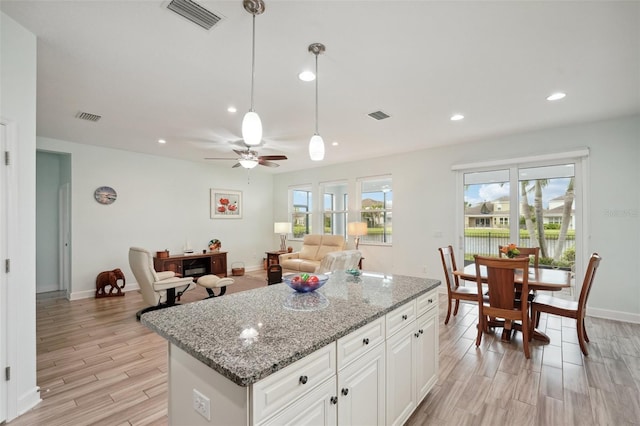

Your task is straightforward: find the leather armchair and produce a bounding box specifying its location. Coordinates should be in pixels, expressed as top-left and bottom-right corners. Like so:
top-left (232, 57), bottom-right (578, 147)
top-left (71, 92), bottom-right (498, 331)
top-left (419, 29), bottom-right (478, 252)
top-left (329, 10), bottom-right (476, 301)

top-left (128, 247), bottom-right (194, 320)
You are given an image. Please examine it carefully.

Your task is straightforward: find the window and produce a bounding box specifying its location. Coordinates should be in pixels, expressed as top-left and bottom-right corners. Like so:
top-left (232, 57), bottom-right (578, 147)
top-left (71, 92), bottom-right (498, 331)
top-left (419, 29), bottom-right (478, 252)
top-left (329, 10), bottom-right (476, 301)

top-left (358, 176), bottom-right (392, 244)
top-left (457, 153), bottom-right (585, 301)
top-left (321, 181), bottom-right (348, 237)
top-left (290, 186), bottom-right (312, 238)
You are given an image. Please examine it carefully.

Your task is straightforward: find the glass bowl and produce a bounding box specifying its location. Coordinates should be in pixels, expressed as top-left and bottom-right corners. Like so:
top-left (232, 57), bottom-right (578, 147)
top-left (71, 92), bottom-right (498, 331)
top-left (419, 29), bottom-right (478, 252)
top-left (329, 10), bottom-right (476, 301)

top-left (282, 273), bottom-right (329, 293)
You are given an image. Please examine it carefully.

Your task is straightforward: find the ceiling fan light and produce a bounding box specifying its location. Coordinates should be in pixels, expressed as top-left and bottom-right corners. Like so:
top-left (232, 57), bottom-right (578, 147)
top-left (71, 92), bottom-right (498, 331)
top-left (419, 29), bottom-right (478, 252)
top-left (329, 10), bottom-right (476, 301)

top-left (309, 134), bottom-right (325, 161)
top-left (242, 111), bottom-right (262, 146)
top-left (239, 158), bottom-right (259, 169)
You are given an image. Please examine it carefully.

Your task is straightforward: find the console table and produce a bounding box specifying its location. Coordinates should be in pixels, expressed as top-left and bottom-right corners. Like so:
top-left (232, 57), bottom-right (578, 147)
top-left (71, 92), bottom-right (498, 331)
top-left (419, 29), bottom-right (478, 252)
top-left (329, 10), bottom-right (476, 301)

top-left (153, 251), bottom-right (227, 278)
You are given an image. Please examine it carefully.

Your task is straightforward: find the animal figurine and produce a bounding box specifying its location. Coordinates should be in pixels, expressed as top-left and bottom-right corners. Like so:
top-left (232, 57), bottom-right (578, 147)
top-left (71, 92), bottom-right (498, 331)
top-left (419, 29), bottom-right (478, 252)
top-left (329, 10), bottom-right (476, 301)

top-left (95, 268), bottom-right (126, 298)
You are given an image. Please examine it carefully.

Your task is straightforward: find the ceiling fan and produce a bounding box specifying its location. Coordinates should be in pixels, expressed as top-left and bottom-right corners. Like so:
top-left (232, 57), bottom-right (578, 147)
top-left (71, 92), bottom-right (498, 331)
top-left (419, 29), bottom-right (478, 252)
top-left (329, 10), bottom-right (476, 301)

top-left (205, 148), bottom-right (287, 169)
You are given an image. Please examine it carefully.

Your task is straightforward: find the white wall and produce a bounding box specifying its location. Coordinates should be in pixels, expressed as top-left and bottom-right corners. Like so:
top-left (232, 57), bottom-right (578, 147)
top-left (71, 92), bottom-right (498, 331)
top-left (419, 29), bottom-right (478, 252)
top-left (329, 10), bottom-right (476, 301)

top-left (0, 11), bottom-right (40, 421)
top-left (36, 137), bottom-right (276, 299)
top-left (274, 115), bottom-right (640, 322)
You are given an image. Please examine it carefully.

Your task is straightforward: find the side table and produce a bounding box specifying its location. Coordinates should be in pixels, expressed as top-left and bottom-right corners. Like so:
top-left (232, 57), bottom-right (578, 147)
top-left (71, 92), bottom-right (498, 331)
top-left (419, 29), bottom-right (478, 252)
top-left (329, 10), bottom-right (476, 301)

top-left (265, 250), bottom-right (286, 267)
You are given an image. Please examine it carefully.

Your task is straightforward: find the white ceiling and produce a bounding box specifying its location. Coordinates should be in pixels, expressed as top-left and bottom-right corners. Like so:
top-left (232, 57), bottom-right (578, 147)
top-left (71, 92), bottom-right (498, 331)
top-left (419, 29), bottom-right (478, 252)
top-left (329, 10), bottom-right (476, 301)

top-left (2, 0), bottom-right (639, 173)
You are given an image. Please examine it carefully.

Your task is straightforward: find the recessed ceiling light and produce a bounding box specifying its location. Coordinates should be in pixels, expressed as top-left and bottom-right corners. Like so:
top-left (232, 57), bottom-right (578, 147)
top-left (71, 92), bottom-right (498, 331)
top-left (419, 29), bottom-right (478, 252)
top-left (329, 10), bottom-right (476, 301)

top-left (158, 139), bottom-right (166, 144)
top-left (227, 106), bottom-right (237, 113)
top-left (450, 114), bottom-right (464, 121)
top-left (546, 92), bottom-right (566, 101)
top-left (332, 141), bottom-right (339, 146)
top-left (298, 70), bottom-right (315, 82)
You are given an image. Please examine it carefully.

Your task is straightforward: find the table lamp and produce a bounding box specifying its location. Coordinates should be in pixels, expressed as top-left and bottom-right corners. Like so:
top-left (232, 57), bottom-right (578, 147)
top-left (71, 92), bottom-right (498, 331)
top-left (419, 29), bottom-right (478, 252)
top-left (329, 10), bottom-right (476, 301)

top-left (274, 222), bottom-right (292, 252)
top-left (347, 222), bottom-right (368, 250)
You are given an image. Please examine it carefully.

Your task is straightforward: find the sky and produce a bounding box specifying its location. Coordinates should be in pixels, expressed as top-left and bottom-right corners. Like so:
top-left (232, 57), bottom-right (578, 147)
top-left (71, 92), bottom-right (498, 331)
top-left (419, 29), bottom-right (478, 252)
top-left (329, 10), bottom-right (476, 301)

top-left (465, 178), bottom-right (571, 208)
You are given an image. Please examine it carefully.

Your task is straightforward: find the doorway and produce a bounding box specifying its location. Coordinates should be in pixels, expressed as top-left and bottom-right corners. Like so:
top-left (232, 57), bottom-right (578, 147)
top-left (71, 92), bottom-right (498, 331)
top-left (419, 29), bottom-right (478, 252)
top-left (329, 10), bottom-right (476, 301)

top-left (36, 151), bottom-right (71, 295)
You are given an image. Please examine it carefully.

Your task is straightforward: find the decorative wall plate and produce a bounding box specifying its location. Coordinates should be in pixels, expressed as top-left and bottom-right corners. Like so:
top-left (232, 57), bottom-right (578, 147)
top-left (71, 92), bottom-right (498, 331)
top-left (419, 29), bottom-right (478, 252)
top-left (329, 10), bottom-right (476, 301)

top-left (94, 186), bottom-right (117, 205)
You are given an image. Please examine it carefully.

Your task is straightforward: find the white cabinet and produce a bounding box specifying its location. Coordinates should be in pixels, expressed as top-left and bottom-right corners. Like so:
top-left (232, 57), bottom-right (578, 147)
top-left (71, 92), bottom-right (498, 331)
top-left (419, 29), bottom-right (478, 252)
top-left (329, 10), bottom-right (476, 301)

top-left (167, 290), bottom-right (438, 426)
top-left (259, 377), bottom-right (337, 426)
top-left (253, 344), bottom-right (336, 423)
top-left (337, 342), bottom-right (386, 425)
top-left (416, 306), bottom-right (438, 402)
top-left (385, 290), bottom-right (439, 426)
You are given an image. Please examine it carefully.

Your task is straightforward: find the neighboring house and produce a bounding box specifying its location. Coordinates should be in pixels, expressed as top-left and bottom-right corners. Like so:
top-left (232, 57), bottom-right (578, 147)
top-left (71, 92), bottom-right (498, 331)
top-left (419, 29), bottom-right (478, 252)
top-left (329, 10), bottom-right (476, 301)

top-left (465, 195), bottom-right (575, 230)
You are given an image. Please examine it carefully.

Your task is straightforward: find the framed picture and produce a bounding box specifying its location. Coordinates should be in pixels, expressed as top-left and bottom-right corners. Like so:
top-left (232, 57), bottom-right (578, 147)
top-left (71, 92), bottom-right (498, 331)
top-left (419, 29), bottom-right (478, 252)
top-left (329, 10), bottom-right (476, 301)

top-left (211, 189), bottom-right (242, 219)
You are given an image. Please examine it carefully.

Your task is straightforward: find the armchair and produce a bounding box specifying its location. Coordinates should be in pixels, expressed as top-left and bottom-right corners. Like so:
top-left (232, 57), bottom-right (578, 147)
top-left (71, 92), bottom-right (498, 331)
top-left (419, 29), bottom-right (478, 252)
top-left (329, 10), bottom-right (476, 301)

top-left (129, 247), bottom-right (194, 320)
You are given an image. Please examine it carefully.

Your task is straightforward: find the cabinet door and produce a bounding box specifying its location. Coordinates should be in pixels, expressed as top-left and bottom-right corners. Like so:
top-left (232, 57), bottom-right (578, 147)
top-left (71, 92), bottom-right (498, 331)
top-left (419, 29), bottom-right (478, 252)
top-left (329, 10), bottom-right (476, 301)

top-left (386, 323), bottom-right (416, 426)
top-left (415, 309), bottom-right (438, 403)
top-left (258, 377), bottom-right (337, 426)
top-left (161, 260), bottom-right (182, 275)
top-left (338, 343), bottom-right (385, 426)
top-left (211, 253), bottom-right (227, 276)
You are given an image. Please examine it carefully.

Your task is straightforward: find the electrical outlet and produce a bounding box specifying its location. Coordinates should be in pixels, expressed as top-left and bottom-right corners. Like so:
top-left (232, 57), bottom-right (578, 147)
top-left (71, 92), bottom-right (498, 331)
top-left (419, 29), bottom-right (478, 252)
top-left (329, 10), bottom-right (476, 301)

top-left (193, 389), bottom-right (211, 421)
top-left (423, 266), bottom-right (428, 273)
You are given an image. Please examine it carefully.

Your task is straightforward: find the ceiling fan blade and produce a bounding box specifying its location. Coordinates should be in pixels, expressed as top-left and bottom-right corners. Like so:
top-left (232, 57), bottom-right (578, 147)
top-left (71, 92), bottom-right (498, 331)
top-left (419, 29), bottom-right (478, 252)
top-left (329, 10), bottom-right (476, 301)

top-left (259, 160), bottom-right (280, 168)
top-left (259, 155), bottom-right (287, 161)
top-left (232, 149), bottom-right (247, 156)
top-left (205, 157), bottom-right (236, 160)
top-left (232, 163), bottom-right (242, 168)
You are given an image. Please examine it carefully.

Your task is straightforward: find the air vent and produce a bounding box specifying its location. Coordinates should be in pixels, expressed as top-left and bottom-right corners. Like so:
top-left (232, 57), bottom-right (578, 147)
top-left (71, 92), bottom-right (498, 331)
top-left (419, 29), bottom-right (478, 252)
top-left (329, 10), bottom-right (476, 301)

top-left (368, 111), bottom-right (391, 121)
top-left (167, 0), bottom-right (222, 30)
top-left (76, 112), bottom-right (102, 122)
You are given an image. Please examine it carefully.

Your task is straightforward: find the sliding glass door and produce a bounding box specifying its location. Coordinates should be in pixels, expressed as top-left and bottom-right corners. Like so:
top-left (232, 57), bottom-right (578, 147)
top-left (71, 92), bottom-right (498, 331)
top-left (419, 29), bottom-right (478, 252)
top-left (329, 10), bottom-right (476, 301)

top-left (461, 160), bottom-right (581, 299)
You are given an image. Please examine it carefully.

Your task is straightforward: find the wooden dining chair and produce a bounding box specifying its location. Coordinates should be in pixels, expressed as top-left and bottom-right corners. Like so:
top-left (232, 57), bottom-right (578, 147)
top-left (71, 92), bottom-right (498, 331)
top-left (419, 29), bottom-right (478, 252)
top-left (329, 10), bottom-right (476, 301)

top-left (530, 253), bottom-right (602, 356)
top-left (499, 245), bottom-right (540, 302)
top-left (498, 245), bottom-right (540, 267)
top-left (438, 245), bottom-right (479, 325)
top-left (474, 255), bottom-right (531, 358)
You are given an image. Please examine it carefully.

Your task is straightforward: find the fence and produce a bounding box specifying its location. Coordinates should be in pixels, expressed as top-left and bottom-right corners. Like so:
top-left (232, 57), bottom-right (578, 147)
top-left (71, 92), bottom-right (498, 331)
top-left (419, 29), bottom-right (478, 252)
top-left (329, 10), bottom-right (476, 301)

top-left (464, 233), bottom-right (574, 260)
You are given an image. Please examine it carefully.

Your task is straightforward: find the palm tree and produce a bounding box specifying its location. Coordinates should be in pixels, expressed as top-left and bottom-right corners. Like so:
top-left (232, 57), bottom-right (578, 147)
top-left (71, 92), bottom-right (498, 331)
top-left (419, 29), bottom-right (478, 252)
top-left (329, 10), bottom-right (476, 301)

top-left (520, 181), bottom-right (539, 247)
top-left (554, 177), bottom-right (574, 261)
top-left (534, 179), bottom-right (550, 258)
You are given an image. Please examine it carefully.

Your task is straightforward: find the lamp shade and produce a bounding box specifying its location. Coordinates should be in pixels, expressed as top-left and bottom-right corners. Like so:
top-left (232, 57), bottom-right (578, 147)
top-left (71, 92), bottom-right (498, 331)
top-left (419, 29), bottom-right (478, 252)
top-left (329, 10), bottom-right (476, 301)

top-left (242, 111), bottom-right (263, 146)
top-left (309, 134), bottom-right (325, 161)
top-left (274, 222), bottom-right (292, 234)
top-left (347, 222), bottom-right (368, 236)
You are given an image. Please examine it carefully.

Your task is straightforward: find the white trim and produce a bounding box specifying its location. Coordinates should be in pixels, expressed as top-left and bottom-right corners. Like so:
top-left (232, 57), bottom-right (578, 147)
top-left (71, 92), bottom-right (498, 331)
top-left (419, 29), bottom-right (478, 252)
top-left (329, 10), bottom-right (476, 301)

top-left (588, 308), bottom-right (640, 325)
top-left (451, 148), bottom-right (590, 171)
top-left (69, 282), bottom-right (141, 301)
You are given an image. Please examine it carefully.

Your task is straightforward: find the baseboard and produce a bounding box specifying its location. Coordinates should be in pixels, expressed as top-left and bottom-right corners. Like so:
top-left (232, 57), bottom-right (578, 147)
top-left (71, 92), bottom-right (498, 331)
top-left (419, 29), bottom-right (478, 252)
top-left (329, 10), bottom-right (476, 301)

top-left (69, 283), bottom-right (140, 301)
top-left (588, 307), bottom-right (640, 324)
top-left (15, 385), bottom-right (41, 420)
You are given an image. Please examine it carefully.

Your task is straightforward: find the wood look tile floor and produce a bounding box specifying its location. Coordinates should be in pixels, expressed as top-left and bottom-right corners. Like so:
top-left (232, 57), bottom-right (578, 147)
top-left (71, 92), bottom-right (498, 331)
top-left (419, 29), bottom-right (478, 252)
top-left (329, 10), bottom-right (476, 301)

top-left (9, 276), bottom-right (640, 426)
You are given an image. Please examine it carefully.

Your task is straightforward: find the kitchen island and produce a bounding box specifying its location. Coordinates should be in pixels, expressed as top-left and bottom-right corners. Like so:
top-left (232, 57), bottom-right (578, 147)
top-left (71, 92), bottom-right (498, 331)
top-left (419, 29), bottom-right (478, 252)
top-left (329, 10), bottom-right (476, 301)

top-left (142, 272), bottom-right (440, 425)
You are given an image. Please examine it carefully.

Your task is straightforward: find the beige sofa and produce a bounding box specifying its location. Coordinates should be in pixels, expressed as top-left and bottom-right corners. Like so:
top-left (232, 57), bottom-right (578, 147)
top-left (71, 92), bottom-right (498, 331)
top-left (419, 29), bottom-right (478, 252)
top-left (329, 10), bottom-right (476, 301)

top-left (279, 234), bottom-right (346, 273)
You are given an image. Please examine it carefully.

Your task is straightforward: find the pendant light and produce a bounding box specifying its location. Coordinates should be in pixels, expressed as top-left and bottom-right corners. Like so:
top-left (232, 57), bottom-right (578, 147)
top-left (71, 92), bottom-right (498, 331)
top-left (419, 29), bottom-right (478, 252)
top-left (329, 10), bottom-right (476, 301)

top-left (242, 0), bottom-right (265, 146)
top-left (308, 43), bottom-right (326, 161)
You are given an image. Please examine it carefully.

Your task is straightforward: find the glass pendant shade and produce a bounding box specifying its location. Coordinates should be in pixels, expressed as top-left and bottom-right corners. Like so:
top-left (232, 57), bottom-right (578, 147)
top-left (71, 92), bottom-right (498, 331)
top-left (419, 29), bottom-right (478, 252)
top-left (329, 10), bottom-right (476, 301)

top-left (242, 111), bottom-right (262, 146)
top-left (309, 134), bottom-right (325, 161)
top-left (238, 158), bottom-right (259, 169)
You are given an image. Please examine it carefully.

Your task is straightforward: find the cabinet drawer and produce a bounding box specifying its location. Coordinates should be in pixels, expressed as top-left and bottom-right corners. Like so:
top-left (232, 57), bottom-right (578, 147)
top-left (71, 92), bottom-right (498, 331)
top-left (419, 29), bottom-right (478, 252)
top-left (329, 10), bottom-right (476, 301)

top-left (386, 300), bottom-right (416, 337)
top-left (337, 316), bottom-right (385, 370)
top-left (252, 343), bottom-right (336, 424)
top-left (416, 290), bottom-right (438, 317)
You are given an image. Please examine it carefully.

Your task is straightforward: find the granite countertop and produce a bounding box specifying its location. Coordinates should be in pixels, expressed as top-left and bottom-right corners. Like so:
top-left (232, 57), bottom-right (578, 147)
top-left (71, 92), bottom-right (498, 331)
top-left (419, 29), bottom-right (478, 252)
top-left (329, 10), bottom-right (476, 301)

top-left (141, 272), bottom-right (440, 386)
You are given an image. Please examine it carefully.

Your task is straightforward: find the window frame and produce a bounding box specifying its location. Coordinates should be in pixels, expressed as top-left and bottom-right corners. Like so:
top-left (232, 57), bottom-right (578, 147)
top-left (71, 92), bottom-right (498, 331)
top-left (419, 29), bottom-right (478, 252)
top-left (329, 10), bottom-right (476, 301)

top-left (356, 175), bottom-right (393, 246)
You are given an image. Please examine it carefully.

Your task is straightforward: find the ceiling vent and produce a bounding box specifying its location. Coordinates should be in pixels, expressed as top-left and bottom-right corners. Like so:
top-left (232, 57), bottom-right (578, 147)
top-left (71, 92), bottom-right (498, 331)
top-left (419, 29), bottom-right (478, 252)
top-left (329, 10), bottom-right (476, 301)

top-left (167, 0), bottom-right (222, 30)
top-left (76, 111), bottom-right (102, 122)
top-left (368, 111), bottom-right (391, 121)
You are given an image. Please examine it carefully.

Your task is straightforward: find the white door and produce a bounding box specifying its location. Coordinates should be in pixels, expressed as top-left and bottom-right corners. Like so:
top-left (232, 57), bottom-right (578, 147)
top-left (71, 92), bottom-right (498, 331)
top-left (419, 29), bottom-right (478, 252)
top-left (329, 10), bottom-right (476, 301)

top-left (415, 310), bottom-right (438, 402)
top-left (0, 122), bottom-right (8, 423)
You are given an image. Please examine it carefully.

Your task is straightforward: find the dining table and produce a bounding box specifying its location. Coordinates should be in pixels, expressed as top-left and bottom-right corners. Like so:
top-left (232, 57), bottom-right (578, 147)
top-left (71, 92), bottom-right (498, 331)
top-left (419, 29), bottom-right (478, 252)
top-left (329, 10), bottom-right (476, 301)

top-left (454, 263), bottom-right (572, 343)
